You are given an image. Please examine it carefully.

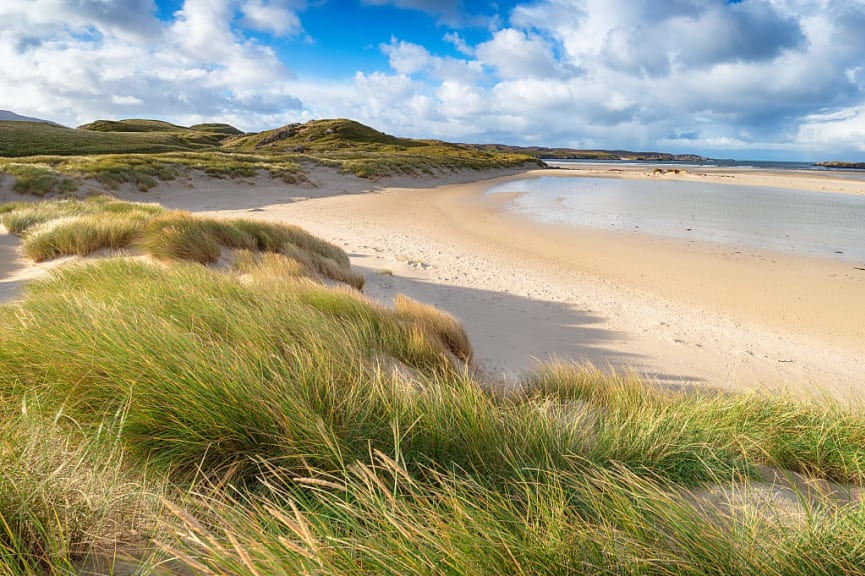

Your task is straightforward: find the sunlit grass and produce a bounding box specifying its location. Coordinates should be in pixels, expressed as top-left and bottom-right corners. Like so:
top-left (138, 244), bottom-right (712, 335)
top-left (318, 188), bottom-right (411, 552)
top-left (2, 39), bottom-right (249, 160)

top-left (2, 197), bottom-right (865, 574)
top-left (0, 401), bottom-right (165, 574)
top-left (1, 118), bottom-right (540, 197)
top-left (1, 197), bottom-right (362, 288)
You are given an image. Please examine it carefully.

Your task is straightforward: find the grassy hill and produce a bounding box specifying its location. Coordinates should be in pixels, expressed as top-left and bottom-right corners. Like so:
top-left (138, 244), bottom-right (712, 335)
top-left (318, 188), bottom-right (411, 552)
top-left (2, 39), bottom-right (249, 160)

top-left (226, 118), bottom-right (424, 152)
top-left (190, 122), bottom-right (244, 136)
top-left (77, 119), bottom-right (199, 133)
top-left (222, 119), bottom-right (542, 178)
top-left (2, 197), bottom-right (865, 574)
top-left (0, 118), bottom-right (542, 194)
top-left (0, 120), bottom-right (226, 157)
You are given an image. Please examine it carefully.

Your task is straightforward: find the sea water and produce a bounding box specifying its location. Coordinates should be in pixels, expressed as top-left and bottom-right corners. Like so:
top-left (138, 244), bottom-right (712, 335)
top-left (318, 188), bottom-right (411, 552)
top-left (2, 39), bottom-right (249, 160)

top-left (486, 176), bottom-right (865, 264)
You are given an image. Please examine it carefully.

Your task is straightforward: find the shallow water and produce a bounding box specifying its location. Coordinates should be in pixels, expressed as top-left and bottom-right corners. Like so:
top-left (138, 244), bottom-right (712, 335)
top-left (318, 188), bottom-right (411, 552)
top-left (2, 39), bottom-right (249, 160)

top-left (486, 176), bottom-right (865, 264)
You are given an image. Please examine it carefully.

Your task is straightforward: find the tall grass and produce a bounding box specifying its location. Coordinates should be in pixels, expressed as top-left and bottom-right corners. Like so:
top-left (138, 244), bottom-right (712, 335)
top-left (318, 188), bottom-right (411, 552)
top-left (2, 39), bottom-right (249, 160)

top-left (0, 197), bottom-right (363, 287)
top-left (4, 255), bottom-right (864, 489)
top-left (3, 198), bottom-right (865, 574)
top-left (163, 455), bottom-right (865, 576)
top-left (0, 402), bottom-right (164, 575)
top-left (525, 363), bottom-right (865, 484)
top-left (0, 258), bottom-right (472, 481)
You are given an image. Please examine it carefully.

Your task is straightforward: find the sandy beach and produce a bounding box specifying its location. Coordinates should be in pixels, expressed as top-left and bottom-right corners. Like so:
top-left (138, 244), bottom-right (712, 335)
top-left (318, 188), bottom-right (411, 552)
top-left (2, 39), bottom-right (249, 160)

top-left (3, 164), bottom-right (865, 399)
top-left (544, 162), bottom-right (865, 196)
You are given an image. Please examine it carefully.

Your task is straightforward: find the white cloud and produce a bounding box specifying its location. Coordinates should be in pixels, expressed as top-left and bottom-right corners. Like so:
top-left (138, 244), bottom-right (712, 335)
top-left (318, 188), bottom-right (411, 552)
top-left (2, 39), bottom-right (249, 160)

top-left (475, 28), bottom-right (562, 79)
top-left (796, 106), bottom-right (865, 152)
top-left (111, 95), bottom-right (144, 105)
top-left (0, 0), bottom-right (304, 130)
top-left (241, 0), bottom-right (305, 37)
top-left (443, 32), bottom-right (472, 56)
top-left (382, 39), bottom-right (432, 75)
top-left (1, 0), bottom-right (864, 158)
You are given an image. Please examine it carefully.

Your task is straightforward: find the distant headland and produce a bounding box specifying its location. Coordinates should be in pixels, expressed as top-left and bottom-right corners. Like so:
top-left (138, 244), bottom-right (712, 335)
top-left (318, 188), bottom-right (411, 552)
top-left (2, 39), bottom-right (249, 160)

top-left (816, 161), bottom-right (865, 170)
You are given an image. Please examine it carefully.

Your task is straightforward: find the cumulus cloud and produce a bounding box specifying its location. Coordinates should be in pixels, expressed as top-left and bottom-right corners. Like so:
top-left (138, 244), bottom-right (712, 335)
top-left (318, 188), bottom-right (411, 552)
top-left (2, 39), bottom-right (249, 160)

top-left (0, 0), bottom-right (306, 130)
top-left (382, 39), bottom-right (432, 75)
top-left (1, 0), bottom-right (864, 158)
top-left (382, 38), bottom-right (483, 83)
top-left (241, 0), bottom-right (306, 37)
top-left (285, 0), bottom-right (865, 157)
top-left (797, 106), bottom-right (865, 153)
top-left (475, 28), bottom-right (563, 79)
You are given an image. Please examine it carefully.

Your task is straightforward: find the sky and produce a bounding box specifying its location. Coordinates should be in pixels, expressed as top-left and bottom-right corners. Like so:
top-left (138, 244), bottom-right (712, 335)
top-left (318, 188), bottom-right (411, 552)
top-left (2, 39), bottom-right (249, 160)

top-left (1, 0), bottom-right (864, 160)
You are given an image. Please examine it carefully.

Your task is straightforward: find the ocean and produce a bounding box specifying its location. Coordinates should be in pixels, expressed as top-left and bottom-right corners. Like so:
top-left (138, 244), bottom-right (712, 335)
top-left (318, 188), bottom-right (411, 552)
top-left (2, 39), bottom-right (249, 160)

top-left (486, 174), bottom-right (865, 264)
top-left (547, 158), bottom-right (865, 178)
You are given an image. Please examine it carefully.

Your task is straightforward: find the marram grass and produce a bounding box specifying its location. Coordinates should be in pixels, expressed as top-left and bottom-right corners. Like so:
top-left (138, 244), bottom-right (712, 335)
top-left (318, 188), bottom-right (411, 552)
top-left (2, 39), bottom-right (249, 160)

top-left (0, 196), bottom-right (363, 287)
top-left (161, 455), bottom-right (865, 576)
top-left (2, 198), bottom-right (865, 574)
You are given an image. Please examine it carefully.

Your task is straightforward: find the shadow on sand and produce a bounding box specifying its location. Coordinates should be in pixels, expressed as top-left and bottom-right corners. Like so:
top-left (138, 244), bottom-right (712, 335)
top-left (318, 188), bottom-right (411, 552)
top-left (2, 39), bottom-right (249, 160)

top-left (355, 264), bottom-right (706, 388)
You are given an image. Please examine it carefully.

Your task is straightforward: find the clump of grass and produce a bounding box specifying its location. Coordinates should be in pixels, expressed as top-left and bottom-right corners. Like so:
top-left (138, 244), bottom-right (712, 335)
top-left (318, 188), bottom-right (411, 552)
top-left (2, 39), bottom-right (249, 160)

top-left (4, 164), bottom-right (77, 196)
top-left (0, 259), bottom-right (476, 481)
top-left (232, 249), bottom-right (309, 280)
top-left (1, 152), bottom-right (309, 197)
top-left (0, 401), bottom-right (163, 574)
top-left (140, 212), bottom-right (228, 263)
top-left (162, 453), bottom-right (865, 576)
top-left (524, 363), bottom-right (865, 485)
top-left (1, 198), bottom-right (363, 288)
top-left (22, 212), bottom-right (149, 261)
top-left (0, 196), bottom-right (163, 235)
top-left (394, 294), bottom-right (473, 363)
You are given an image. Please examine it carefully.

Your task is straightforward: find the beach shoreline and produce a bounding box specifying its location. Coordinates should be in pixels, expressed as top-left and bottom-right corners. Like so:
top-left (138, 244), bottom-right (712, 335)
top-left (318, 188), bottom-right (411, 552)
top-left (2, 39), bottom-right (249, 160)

top-left (3, 164), bottom-right (865, 398)
top-left (542, 162), bottom-right (865, 196)
top-left (185, 165), bottom-right (865, 398)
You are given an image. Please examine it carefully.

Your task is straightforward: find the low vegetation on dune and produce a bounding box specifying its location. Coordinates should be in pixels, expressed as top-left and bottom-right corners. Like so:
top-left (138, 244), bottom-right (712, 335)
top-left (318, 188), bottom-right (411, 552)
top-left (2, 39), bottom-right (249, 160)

top-left (0, 120), bottom-right (226, 157)
top-left (0, 196), bottom-right (363, 288)
top-left (0, 151), bottom-right (308, 196)
top-left (0, 118), bottom-right (542, 196)
top-left (2, 198), bottom-right (865, 574)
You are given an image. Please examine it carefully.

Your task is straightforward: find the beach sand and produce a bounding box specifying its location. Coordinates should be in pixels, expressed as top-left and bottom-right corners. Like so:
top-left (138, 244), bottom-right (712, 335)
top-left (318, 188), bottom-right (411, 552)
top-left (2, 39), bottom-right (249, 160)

top-left (3, 164), bottom-right (864, 398)
top-left (544, 162), bottom-right (865, 196)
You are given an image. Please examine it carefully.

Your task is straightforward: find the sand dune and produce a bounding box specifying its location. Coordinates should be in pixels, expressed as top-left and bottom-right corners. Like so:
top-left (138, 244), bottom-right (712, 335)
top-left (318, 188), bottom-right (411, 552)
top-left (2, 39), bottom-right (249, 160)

top-left (3, 165), bottom-right (865, 399)
top-left (0, 224), bottom-right (33, 302)
top-left (197, 167), bottom-right (865, 398)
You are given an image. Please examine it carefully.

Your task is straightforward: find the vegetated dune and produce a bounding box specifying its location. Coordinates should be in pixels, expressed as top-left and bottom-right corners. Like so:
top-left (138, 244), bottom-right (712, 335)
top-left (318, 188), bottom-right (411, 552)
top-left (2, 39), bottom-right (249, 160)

top-left (3, 197), bottom-right (865, 574)
top-left (0, 117), bottom-right (542, 202)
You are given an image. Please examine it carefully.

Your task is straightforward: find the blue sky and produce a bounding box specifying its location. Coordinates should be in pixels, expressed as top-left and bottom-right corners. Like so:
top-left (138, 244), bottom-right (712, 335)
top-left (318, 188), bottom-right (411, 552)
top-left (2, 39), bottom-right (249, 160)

top-left (1, 0), bottom-right (864, 160)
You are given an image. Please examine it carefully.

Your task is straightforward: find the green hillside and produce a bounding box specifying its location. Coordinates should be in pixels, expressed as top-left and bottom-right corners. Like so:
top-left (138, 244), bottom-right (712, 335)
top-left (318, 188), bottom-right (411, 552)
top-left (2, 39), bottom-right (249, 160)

top-left (77, 119), bottom-right (195, 133)
top-left (190, 122), bottom-right (244, 136)
top-left (222, 118), bottom-right (542, 178)
top-left (0, 118), bottom-right (542, 190)
top-left (226, 118), bottom-right (424, 152)
top-left (0, 120), bottom-right (224, 156)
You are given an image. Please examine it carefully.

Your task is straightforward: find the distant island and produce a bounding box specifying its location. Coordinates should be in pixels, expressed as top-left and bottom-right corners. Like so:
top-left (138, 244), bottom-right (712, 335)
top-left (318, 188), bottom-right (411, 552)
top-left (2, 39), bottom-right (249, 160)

top-left (816, 161), bottom-right (865, 170)
top-left (467, 143), bottom-right (705, 162)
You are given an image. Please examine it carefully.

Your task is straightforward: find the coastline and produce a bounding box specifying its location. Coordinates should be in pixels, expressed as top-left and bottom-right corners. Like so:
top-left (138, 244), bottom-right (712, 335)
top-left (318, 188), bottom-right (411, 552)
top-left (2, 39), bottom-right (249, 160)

top-left (3, 164), bottom-right (865, 399)
top-left (543, 163), bottom-right (865, 196)
top-left (198, 167), bottom-right (865, 398)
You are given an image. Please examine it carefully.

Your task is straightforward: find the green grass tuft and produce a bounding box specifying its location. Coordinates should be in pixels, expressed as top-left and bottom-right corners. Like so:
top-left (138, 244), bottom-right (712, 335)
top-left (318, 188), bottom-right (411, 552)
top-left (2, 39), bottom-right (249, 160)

top-left (1, 198), bottom-right (362, 287)
top-left (3, 197), bottom-right (865, 574)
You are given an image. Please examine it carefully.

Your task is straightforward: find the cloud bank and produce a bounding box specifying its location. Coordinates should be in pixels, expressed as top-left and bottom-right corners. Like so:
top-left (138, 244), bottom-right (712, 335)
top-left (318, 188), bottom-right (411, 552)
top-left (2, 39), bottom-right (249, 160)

top-left (1, 0), bottom-right (864, 159)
